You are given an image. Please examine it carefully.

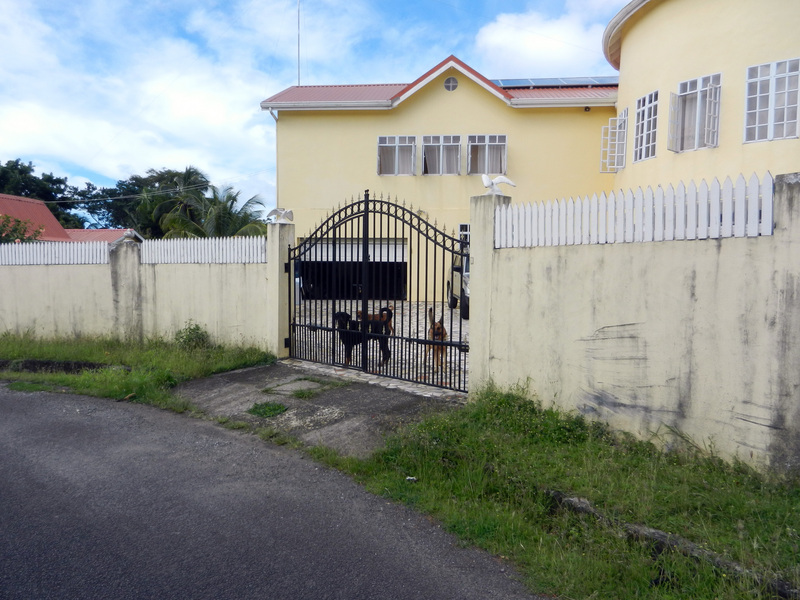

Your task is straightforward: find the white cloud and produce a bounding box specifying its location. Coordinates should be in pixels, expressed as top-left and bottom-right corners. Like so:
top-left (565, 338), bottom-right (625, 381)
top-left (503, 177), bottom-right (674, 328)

top-left (0, 0), bottom-right (630, 216)
top-left (473, 3), bottom-right (628, 78)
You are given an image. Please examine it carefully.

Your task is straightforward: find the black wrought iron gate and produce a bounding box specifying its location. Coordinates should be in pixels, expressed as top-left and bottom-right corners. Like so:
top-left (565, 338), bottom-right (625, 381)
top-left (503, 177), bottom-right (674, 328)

top-left (287, 191), bottom-right (469, 392)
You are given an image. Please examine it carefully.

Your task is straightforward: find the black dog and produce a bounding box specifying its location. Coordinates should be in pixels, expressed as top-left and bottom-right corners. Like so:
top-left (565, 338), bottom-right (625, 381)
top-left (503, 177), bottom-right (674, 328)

top-left (333, 311), bottom-right (391, 367)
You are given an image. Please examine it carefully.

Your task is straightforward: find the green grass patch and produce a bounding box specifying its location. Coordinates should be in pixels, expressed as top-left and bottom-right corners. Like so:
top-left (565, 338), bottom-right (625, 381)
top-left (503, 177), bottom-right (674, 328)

top-left (248, 401), bottom-right (288, 418)
top-left (324, 385), bottom-right (800, 600)
top-left (7, 381), bottom-right (55, 393)
top-left (0, 332), bottom-right (275, 411)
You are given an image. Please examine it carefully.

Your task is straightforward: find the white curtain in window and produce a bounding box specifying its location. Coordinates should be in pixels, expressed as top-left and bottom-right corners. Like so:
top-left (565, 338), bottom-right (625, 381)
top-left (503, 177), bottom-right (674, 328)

top-left (487, 145), bottom-right (504, 173)
top-left (398, 145), bottom-right (413, 175)
top-left (379, 146), bottom-right (395, 175)
top-left (442, 145), bottom-right (459, 174)
top-left (424, 145), bottom-right (440, 174)
top-left (680, 93), bottom-right (698, 150)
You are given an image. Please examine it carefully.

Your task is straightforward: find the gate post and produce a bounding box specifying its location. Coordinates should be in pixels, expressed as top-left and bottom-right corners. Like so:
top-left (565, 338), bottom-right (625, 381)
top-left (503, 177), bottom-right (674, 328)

top-left (468, 193), bottom-right (511, 392)
top-left (266, 222), bottom-right (295, 358)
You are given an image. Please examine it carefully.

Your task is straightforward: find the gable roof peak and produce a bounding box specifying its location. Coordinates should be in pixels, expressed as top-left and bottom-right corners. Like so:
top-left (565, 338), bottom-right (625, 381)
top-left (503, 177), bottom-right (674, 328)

top-left (391, 55), bottom-right (512, 105)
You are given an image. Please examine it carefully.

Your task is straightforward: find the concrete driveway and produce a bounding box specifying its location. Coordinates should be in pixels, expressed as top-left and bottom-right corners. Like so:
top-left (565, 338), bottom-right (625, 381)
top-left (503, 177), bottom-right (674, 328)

top-left (0, 379), bottom-right (543, 600)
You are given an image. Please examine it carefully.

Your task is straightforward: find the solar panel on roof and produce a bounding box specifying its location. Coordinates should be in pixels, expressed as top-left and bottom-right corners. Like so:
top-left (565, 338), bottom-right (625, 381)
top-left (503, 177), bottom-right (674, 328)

top-left (492, 75), bottom-right (619, 88)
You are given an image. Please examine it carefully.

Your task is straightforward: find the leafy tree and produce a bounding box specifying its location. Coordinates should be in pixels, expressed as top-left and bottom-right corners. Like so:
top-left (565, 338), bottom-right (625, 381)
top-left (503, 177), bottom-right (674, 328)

top-left (0, 214), bottom-right (43, 243)
top-left (0, 159), bottom-right (86, 229)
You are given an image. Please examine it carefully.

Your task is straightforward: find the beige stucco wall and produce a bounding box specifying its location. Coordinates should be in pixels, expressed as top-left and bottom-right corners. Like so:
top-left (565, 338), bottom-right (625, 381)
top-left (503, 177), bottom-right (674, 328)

top-left (0, 224), bottom-right (293, 357)
top-left (610, 0), bottom-right (800, 191)
top-left (276, 67), bottom-right (616, 239)
top-left (0, 264), bottom-right (114, 337)
top-left (470, 173), bottom-right (800, 472)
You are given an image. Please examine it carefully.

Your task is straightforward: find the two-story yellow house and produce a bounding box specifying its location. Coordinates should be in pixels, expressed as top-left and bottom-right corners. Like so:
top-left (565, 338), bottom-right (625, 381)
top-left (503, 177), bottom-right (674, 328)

top-left (263, 0), bottom-right (799, 239)
top-left (261, 55), bottom-right (618, 239)
top-left (602, 0), bottom-right (799, 191)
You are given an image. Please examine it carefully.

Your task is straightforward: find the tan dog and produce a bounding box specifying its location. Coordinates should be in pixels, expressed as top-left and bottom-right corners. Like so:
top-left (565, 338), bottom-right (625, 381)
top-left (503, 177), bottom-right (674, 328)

top-left (357, 304), bottom-right (395, 335)
top-left (424, 307), bottom-right (447, 373)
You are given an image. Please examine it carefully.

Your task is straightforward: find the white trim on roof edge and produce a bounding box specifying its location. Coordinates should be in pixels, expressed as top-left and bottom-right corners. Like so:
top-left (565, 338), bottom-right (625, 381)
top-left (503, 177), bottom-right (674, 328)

top-left (603, 0), bottom-right (655, 70)
top-left (509, 95), bottom-right (617, 108)
top-left (259, 99), bottom-right (394, 111)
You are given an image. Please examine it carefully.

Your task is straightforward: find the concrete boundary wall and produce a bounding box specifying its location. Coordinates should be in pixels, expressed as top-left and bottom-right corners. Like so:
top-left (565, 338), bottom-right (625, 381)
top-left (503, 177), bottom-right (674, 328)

top-left (0, 224), bottom-right (293, 357)
top-left (470, 173), bottom-right (800, 473)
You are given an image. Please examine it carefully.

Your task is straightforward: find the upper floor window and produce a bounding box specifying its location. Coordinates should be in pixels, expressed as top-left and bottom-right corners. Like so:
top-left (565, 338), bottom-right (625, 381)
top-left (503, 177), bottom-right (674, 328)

top-left (423, 135), bottom-right (461, 175)
top-left (378, 136), bottom-right (416, 175)
top-left (745, 58), bottom-right (799, 142)
top-left (600, 108), bottom-right (628, 172)
top-left (467, 134), bottom-right (507, 174)
top-left (668, 74), bottom-right (721, 152)
top-left (634, 91), bottom-right (659, 162)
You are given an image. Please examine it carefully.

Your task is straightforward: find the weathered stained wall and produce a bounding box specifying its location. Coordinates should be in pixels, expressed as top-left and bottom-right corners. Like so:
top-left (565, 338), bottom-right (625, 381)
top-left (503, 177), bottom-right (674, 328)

top-left (0, 224), bottom-right (293, 357)
top-left (470, 173), bottom-right (800, 473)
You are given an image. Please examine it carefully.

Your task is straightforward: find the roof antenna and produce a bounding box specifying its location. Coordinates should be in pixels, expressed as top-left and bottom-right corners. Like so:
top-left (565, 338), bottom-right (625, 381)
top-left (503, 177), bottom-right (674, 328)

top-left (297, 0), bottom-right (301, 86)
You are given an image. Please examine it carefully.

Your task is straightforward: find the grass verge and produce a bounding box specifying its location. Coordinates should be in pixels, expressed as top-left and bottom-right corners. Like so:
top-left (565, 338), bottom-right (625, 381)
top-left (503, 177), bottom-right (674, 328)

top-left (312, 385), bottom-right (800, 600)
top-left (0, 332), bottom-right (275, 411)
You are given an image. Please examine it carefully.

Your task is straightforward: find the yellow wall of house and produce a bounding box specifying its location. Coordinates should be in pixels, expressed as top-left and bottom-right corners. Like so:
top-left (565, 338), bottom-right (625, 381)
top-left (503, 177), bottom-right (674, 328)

top-left (612, 0), bottom-right (800, 191)
top-left (275, 68), bottom-right (616, 239)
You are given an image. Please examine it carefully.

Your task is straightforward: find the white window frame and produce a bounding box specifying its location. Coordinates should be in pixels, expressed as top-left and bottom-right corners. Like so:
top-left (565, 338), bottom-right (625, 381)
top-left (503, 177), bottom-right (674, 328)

top-left (634, 91), bottom-right (659, 162)
top-left (744, 58), bottom-right (799, 142)
top-left (600, 108), bottom-right (628, 172)
top-left (467, 134), bottom-right (507, 175)
top-left (459, 223), bottom-right (470, 275)
top-left (668, 74), bottom-right (721, 153)
top-left (377, 136), bottom-right (416, 175)
top-left (422, 135), bottom-right (461, 175)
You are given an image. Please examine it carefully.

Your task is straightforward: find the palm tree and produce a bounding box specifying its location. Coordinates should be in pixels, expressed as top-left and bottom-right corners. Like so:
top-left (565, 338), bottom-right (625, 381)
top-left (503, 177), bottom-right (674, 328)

top-left (152, 166), bottom-right (210, 231)
top-left (160, 185), bottom-right (268, 238)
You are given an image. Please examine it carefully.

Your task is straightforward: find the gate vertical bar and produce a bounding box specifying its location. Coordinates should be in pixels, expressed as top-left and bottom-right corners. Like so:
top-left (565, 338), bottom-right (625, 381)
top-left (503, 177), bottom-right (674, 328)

top-left (361, 190), bottom-right (370, 371)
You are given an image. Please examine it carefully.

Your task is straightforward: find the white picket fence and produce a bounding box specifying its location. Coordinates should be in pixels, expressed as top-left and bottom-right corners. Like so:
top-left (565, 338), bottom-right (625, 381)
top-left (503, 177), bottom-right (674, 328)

top-left (0, 241), bottom-right (109, 265)
top-left (495, 172), bottom-right (774, 249)
top-left (0, 236), bottom-right (268, 266)
top-left (140, 236), bottom-right (267, 264)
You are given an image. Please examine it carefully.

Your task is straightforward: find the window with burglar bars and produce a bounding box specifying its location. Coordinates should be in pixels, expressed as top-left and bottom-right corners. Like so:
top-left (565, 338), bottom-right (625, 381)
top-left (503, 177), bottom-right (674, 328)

top-left (668, 74), bottom-right (721, 152)
top-left (600, 108), bottom-right (628, 172)
top-left (378, 136), bottom-right (416, 175)
top-left (467, 134), bottom-right (507, 174)
top-left (744, 57), bottom-right (799, 142)
top-left (634, 91), bottom-right (659, 162)
top-left (422, 135), bottom-right (461, 175)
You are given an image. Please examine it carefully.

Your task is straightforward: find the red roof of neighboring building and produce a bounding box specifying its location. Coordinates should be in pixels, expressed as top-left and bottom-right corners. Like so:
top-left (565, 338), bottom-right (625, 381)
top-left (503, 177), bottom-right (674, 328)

top-left (0, 194), bottom-right (142, 243)
top-left (65, 229), bottom-right (141, 243)
top-left (261, 55), bottom-right (618, 111)
top-left (0, 194), bottom-right (72, 241)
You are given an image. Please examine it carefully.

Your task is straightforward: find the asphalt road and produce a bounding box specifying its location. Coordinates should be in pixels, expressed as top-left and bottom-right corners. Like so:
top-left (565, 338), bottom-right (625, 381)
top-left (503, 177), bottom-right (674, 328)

top-left (0, 386), bottom-right (541, 600)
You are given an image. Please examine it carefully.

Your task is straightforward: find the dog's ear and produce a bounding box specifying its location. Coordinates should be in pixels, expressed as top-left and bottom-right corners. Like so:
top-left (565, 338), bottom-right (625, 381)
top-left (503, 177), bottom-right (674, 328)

top-left (428, 306), bottom-right (434, 326)
top-left (438, 316), bottom-right (444, 326)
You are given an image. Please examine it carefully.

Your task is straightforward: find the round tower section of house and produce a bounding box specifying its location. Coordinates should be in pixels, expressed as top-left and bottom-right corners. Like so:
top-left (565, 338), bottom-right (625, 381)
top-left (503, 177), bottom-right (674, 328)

top-left (603, 0), bottom-right (800, 192)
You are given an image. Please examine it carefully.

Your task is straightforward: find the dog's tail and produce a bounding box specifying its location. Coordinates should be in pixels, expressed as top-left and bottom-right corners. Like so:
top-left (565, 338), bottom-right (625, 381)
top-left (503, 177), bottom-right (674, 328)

top-left (381, 305), bottom-right (393, 321)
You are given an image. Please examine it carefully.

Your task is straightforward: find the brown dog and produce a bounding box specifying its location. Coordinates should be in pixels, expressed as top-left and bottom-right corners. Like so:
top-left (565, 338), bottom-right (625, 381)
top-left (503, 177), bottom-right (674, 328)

top-left (424, 307), bottom-right (447, 373)
top-left (357, 304), bottom-right (395, 335)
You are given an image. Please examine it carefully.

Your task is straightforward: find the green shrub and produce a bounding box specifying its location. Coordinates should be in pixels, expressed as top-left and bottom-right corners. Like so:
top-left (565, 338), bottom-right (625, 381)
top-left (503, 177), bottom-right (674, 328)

top-left (175, 320), bottom-right (211, 350)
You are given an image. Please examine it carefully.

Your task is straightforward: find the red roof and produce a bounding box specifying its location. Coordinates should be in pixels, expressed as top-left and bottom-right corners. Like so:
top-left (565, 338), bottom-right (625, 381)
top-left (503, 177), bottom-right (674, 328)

top-left (65, 229), bottom-right (140, 243)
top-left (0, 194), bottom-right (71, 241)
top-left (262, 55), bottom-right (617, 111)
top-left (0, 194), bottom-right (141, 243)
top-left (264, 83), bottom-right (407, 105)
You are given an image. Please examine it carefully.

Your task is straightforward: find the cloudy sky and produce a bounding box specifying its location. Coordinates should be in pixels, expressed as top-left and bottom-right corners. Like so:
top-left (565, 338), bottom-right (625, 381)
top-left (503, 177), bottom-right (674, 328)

top-left (0, 0), bottom-right (628, 214)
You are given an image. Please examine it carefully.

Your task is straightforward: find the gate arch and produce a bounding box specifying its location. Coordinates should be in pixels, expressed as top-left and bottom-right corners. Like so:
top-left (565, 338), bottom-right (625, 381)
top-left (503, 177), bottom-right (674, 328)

top-left (288, 191), bottom-right (469, 392)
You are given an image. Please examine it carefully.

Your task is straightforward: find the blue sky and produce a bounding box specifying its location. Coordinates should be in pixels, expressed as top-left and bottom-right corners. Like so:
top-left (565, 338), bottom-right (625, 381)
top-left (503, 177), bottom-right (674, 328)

top-left (0, 0), bottom-right (628, 213)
